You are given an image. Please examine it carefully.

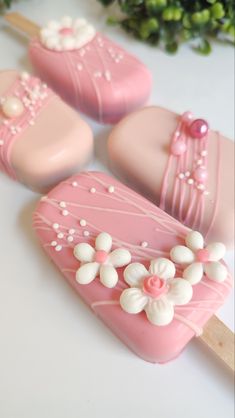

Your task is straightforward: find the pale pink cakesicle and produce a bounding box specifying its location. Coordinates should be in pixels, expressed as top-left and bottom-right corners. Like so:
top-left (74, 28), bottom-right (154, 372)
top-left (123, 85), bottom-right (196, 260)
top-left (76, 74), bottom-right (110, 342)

top-left (27, 16), bottom-right (152, 124)
top-left (33, 171), bottom-right (233, 364)
top-left (108, 106), bottom-right (235, 247)
top-left (0, 70), bottom-right (93, 192)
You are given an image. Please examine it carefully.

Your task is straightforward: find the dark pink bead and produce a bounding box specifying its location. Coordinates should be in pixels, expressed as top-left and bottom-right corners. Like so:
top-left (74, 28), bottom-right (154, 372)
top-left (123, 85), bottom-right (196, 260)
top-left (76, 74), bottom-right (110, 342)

top-left (189, 119), bottom-right (209, 139)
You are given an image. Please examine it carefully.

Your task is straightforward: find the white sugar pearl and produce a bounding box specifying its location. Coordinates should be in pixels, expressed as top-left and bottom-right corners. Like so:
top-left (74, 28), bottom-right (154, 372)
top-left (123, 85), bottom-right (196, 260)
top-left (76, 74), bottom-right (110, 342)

top-left (53, 223), bottom-right (59, 230)
top-left (57, 233), bottom-right (64, 239)
top-left (108, 186), bottom-right (115, 193)
top-left (197, 159), bottom-right (203, 165)
top-left (80, 219), bottom-right (87, 227)
top-left (55, 245), bottom-right (62, 252)
top-left (201, 150), bottom-right (207, 157)
top-left (197, 184), bottom-right (205, 191)
top-left (0, 139), bottom-right (4, 146)
top-left (20, 72), bottom-right (30, 81)
top-left (51, 241), bottom-right (57, 247)
top-left (69, 229), bottom-right (75, 235)
top-left (104, 71), bottom-right (111, 81)
top-left (185, 171), bottom-right (190, 177)
top-left (67, 236), bottom-right (74, 243)
top-left (90, 187), bottom-right (96, 194)
top-left (204, 191), bottom-right (210, 195)
top-left (187, 179), bottom-right (194, 185)
top-left (83, 231), bottom-right (90, 237)
top-left (62, 210), bottom-right (69, 216)
top-left (72, 181), bottom-right (78, 187)
top-left (59, 201), bottom-right (66, 208)
top-left (141, 241), bottom-right (148, 248)
top-left (2, 97), bottom-right (24, 118)
top-left (178, 173), bottom-right (185, 180)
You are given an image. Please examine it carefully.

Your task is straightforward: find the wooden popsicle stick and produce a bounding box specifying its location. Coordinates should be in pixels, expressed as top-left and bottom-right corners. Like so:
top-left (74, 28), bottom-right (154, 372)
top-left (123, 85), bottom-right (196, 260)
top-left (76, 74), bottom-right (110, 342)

top-left (5, 12), bottom-right (40, 38)
top-left (199, 315), bottom-right (234, 372)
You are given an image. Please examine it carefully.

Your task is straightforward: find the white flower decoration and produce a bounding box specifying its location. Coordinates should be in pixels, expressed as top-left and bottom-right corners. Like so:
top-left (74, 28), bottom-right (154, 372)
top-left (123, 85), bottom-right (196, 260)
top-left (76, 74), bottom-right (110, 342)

top-left (120, 258), bottom-right (193, 326)
top-left (170, 231), bottom-right (227, 284)
top-left (40, 16), bottom-right (96, 51)
top-left (74, 232), bottom-right (131, 288)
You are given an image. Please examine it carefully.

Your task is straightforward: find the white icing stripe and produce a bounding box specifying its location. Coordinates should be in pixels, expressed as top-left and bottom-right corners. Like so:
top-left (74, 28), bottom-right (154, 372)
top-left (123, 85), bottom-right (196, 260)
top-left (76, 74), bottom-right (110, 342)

top-left (174, 314), bottom-right (203, 336)
top-left (91, 300), bottom-right (120, 309)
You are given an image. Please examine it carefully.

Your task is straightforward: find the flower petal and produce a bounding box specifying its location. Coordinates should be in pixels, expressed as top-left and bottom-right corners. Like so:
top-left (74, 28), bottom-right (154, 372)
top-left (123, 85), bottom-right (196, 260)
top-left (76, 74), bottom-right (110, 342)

top-left (167, 279), bottom-right (193, 305)
top-left (170, 245), bottom-right (195, 265)
top-left (100, 265), bottom-right (118, 288)
top-left (150, 258), bottom-right (175, 280)
top-left (76, 262), bottom-right (100, 285)
top-left (183, 262), bottom-right (204, 285)
top-left (145, 298), bottom-right (174, 326)
top-left (120, 288), bottom-right (148, 314)
top-left (95, 232), bottom-right (112, 252)
top-left (61, 16), bottom-right (73, 27)
top-left (204, 262), bottom-right (227, 282)
top-left (206, 243), bottom-right (226, 262)
top-left (73, 243), bottom-right (95, 263)
top-left (185, 231), bottom-right (204, 251)
top-left (124, 263), bottom-right (149, 287)
top-left (108, 249), bottom-right (131, 268)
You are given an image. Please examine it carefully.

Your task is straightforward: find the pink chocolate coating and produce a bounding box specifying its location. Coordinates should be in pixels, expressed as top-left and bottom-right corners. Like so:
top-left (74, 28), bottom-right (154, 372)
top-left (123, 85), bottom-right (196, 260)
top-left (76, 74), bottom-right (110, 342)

top-left (0, 70), bottom-right (93, 192)
top-left (33, 171), bottom-right (232, 363)
top-left (29, 34), bottom-right (152, 124)
top-left (108, 106), bottom-right (234, 246)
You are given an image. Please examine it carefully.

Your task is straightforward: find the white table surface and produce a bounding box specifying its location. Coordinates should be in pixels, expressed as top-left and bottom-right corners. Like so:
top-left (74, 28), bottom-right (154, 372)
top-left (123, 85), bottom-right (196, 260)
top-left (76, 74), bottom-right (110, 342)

top-left (0, 1), bottom-right (234, 417)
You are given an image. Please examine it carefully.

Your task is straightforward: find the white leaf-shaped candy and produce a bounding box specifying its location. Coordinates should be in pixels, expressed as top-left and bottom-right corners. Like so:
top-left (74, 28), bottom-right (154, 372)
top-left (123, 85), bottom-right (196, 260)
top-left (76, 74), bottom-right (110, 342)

top-left (120, 288), bottom-right (148, 314)
top-left (109, 249), bottom-right (131, 268)
top-left (204, 262), bottom-right (227, 282)
top-left (124, 263), bottom-right (149, 287)
top-left (76, 262), bottom-right (99, 285)
top-left (61, 16), bottom-right (73, 27)
top-left (100, 265), bottom-right (118, 288)
top-left (183, 262), bottom-right (204, 285)
top-left (170, 246), bottom-right (195, 264)
top-left (145, 298), bottom-right (174, 326)
top-left (95, 232), bottom-right (112, 252)
top-left (206, 243), bottom-right (226, 262)
top-left (74, 243), bottom-right (95, 263)
top-left (167, 279), bottom-right (193, 305)
top-left (185, 231), bottom-right (204, 251)
top-left (150, 258), bottom-right (175, 280)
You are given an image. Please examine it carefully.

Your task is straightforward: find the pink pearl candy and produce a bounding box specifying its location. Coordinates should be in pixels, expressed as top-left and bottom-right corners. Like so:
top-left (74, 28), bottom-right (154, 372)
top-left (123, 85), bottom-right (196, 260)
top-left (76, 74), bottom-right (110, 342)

top-left (171, 140), bottom-right (187, 156)
top-left (182, 111), bottom-right (193, 124)
top-left (193, 166), bottom-right (208, 183)
top-left (189, 119), bottom-right (209, 139)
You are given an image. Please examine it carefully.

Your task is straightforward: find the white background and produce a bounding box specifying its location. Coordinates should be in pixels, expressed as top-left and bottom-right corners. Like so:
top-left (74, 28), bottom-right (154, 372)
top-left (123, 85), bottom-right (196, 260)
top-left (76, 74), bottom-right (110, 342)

top-left (0, 1), bottom-right (234, 417)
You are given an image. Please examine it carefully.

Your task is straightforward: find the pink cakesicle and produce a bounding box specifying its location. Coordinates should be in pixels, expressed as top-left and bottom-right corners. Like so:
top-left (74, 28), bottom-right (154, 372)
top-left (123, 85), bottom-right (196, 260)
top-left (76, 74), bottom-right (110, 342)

top-left (108, 106), bottom-right (235, 247)
top-left (0, 70), bottom-right (93, 192)
top-left (33, 171), bottom-right (233, 364)
top-left (5, 14), bottom-right (152, 124)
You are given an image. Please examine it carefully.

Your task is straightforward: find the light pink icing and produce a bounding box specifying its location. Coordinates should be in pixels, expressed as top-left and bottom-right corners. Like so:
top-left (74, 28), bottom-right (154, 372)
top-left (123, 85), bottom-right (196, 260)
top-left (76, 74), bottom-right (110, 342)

top-left (29, 34), bottom-right (152, 124)
top-left (33, 171), bottom-right (233, 364)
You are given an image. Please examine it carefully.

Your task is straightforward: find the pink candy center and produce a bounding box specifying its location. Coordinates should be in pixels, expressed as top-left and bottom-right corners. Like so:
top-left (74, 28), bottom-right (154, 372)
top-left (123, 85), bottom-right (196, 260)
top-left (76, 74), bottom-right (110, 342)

top-left (189, 119), bottom-right (209, 140)
top-left (143, 275), bottom-right (168, 298)
top-left (95, 250), bottom-right (109, 264)
top-left (196, 249), bottom-right (210, 263)
top-left (59, 27), bottom-right (74, 36)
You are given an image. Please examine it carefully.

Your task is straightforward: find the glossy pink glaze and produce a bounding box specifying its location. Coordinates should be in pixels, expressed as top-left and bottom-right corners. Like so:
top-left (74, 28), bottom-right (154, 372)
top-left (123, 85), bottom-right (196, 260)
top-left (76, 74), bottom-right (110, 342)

top-left (108, 106), bottom-right (234, 246)
top-left (29, 34), bottom-right (152, 124)
top-left (0, 70), bottom-right (93, 192)
top-left (33, 172), bottom-right (232, 363)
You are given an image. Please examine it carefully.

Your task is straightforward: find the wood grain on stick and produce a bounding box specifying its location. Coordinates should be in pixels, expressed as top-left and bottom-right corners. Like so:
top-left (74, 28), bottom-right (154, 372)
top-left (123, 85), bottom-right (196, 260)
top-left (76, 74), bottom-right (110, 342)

top-left (5, 13), bottom-right (40, 38)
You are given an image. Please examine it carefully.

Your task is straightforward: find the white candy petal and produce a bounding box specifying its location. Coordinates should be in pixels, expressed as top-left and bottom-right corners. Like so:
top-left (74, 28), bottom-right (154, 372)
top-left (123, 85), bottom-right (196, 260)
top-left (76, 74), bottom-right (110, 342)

top-left (100, 265), bottom-right (118, 288)
top-left (108, 249), bottom-right (131, 268)
top-left (124, 263), bottom-right (149, 287)
top-left (170, 245), bottom-right (195, 265)
top-left (206, 242), bottom-right (226, 262)
top-left (167, 279), bottom-right (193, 305)
top-left (76, 262), bottom-right (99, 284)
top-left (150, 258), bottom-right (175, 280)
top-left (145, 297), bottom-right (174, 326)
top-left (185, 231), bottom-right (204, 251)
top-left (61, 37), bottom-right (75, 50)
top-left (95, 232), bottom-right (112, 252)
top-left (73, 243), bottom-right (95, 262)
top-left (183, 262), bottom-right (204, 285)
top-left (204, 262), bottom-right (227, 282)
top-left (47, 20), bottom-right (60, 30)
top-left (120, 288), bottom-right (148, 314)
top-left (61, 16), bottom-right (73, 27)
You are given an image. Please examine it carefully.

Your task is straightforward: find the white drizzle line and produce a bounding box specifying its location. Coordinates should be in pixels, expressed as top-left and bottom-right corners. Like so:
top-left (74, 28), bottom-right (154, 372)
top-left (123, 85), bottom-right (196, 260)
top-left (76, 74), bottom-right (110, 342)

top-left (174, 314), bottom-right (203, 336)
top-left (91, 300), bottom-right (120, 309)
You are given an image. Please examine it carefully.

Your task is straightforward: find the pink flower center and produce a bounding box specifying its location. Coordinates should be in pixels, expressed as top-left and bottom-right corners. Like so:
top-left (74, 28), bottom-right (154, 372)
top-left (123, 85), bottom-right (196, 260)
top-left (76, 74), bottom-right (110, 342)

top-left (95, 250), bottom-right (108, 264)
top-left (59, 27), bottom-right (74, 36)
top-left (196, 249), bottom-right (210, 263)
top-left (143, 275), bottom-right (168, 298)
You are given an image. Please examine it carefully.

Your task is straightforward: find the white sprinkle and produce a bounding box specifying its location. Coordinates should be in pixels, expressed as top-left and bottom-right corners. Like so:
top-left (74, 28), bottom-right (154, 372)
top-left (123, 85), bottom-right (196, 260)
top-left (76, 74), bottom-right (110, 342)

top-left (69, 228), bottom-right (75, 235)
top-left (197, 159), bottom-right (203, 165)
top-left (40, 195), bottom-right (47, 202)
top-left (80, 219), bottom-right (87, 227)
top-left (62, 210), bottom-right (69, 216)
top-left (53, 223), bottom-right (59, 230)
top-left (42, 83), bottom-right (48, 89)
top-left (55, 245), bottom-right (62, 252)
top-left (20, 71), bottom-right (29, 81)
top-left (175, 131), bottom-right (181, 137)
top-left (197, 184), bottom-right (205, 191)
top-left (90, 187), bottom-right (96, 194)
top-left (178, 173), bottom-right (185, 180)
top-left (72, 181), bottom-right (78, 187)
top-left (104, 70), bottom-right (111, 82)
top-left (67, 236), bottom-right (74, 243)
top-left (108, 186), bottom-right (115, 193)
top-left (83, 230), bottom-right (90, 237)
top-left (57, 233), bottom-right (64, 239)
top-left (0, 139), bottom-right (4, 146)
top-left (201, 150), bottom-right (208, 157)
top-left (51, 241), bottom-right (57, 247)
top-left (141, 241), bottom-right (148, 248)
top-left (185, 171), bottom-right (191, 177)
top-left (204, 190), bottom-right (210, 195)
top-left (187, 178), bottom-right (194, 185)
top-left (29, 120), bottom-right (35, 126)
top-left (59, 201), bottom-right (66, 208)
